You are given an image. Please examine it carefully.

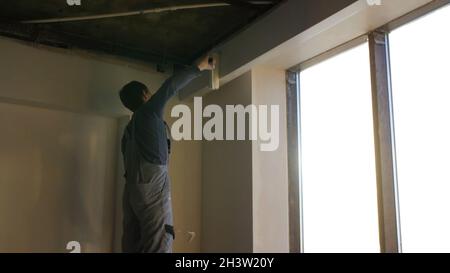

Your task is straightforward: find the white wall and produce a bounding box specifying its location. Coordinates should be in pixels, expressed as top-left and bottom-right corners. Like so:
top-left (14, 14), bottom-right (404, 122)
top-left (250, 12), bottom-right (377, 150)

top-left (166, 98), bottom-right (203, 253)
top-left (0, 102), bottom-right (117, 252)
top-left (200, 68), bottom-right (289, 253)
top-left (201, 72), bottom-right (254, 253)
top-left (251, 67), bottom-right (289, 252)
top-left (113, 116), bottom-right (130, 252)
top-left (0, 37), bottom-right (165, 117)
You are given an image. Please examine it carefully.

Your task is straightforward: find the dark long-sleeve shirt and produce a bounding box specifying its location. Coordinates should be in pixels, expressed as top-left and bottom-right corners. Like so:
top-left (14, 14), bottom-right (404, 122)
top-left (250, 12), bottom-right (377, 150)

top-left (122, 66), bottom-right (202, 166)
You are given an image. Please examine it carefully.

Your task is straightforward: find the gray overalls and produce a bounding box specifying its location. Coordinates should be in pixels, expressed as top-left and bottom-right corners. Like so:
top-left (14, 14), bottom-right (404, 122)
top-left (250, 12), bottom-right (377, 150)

top-left (121, 115), bottom-right (174, 253)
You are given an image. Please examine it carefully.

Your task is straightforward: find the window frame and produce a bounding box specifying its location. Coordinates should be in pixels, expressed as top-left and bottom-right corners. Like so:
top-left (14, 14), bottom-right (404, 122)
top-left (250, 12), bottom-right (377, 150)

top-left (286, 0), bottom-right (450, 253)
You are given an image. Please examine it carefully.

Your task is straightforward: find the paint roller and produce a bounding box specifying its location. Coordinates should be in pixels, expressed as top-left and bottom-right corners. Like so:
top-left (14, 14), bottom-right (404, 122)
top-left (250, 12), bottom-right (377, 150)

top-left (208, 53), bottom-right (220, 90)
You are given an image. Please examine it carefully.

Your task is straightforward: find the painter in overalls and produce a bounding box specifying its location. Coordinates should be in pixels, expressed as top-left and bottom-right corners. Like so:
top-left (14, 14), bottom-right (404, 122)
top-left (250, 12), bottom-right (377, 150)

top-left (119, 57), bottom-right (213, 253)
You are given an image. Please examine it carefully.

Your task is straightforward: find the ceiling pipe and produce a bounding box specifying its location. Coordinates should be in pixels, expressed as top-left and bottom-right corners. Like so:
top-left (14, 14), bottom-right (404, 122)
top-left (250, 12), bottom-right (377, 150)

top-left (222, 0), bottom-right (273, 9)
top-left (21, 2), bottom-right (274, 24)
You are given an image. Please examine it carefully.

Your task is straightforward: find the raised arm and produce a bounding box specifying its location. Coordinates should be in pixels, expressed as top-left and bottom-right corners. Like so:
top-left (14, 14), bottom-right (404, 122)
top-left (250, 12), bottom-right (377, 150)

top-left (146, 55), bottom-right (215, 117)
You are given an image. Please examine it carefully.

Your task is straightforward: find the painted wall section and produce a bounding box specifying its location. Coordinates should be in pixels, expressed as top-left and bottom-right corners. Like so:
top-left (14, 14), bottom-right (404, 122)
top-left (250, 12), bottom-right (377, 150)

top-left (0, 37), bottom-right (166, 117)
top-left (201, 72), bottom-right (254, 253)
top-left (113, 116), bottom-right (129, 252)
top-left (0, 102), bottom-right (117, 252)
top-left (200, 68), bottom-right (289, 253)
top-left (251, 67), bottom-right (289, 252)
top-left (166, 98), bottom-right (203, 253)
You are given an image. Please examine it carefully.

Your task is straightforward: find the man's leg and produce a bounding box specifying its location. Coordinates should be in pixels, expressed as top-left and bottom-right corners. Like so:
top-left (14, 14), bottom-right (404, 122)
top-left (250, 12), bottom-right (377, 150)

top-left (122, 182), bottom-right (141, 253)
top-left (130, 164), bottom-right (174, 253)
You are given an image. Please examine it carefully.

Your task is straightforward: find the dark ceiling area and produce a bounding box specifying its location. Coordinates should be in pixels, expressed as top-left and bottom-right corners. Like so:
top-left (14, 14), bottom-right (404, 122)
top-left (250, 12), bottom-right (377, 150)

top-left (0, 0), bottom-right (282, 67)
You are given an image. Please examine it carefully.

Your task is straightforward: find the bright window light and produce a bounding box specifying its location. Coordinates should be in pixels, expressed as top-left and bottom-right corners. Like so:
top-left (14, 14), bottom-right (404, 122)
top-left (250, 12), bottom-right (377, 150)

top-left (390, 4), bottom-right (450, 253)
top-left (299, 43), bottom-right (380, 253)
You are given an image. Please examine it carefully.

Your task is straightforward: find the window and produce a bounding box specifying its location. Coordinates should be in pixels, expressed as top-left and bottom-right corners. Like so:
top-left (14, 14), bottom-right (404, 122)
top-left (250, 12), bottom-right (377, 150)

top-left (390, 4), bottom-right (450, 253)
top-left (299, 43), bottom-right (380, 253)
top-left (288, 2), bottom-right (450, 253)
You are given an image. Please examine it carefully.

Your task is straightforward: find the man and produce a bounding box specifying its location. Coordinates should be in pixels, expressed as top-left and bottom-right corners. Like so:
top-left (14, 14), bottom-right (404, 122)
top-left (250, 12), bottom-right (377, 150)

top-left (119, 55), bottom-right (214, 253)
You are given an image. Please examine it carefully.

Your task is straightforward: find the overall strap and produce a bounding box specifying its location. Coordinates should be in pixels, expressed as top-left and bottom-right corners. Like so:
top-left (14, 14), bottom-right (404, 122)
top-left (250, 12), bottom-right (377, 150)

top-left (164, 121), bottom-right (172, 155)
